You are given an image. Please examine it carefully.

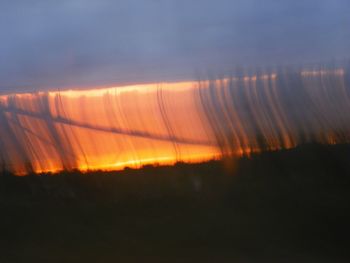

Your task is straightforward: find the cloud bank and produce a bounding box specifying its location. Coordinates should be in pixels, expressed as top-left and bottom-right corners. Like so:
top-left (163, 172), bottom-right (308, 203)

top-left (0, 0), bottom-right (349, 93)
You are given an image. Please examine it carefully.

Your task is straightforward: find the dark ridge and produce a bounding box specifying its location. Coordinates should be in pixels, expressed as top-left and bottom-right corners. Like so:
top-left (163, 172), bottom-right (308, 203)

top-left (1, 143), bottom-right (350, 262)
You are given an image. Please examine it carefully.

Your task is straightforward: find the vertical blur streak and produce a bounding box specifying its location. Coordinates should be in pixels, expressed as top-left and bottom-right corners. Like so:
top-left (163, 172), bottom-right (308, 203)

top-left (0, 65), bottom-right (349, 175)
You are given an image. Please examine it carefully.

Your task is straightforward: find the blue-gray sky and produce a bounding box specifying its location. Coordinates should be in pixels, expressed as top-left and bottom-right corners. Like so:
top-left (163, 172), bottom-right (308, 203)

top-left (0, 0), bottom-right (349, 93)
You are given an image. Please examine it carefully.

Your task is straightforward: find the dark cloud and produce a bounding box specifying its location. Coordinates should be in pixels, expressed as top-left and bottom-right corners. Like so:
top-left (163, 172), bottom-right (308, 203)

top-left (0, 0), bottom-right (349, 93)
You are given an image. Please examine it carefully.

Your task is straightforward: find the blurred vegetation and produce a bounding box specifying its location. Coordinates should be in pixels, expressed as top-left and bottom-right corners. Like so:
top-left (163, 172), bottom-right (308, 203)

top-left (0, 143), bottom-right (350, 262)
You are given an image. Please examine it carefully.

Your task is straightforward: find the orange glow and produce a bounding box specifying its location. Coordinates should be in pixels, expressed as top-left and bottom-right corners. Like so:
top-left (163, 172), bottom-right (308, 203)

top-left (0, 68), bottom-right (349, 175)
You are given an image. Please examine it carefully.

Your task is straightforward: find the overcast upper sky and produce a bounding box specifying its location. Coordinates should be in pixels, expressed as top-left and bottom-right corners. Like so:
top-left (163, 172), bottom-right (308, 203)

top-left (0, 0), bottom-right (349, 93)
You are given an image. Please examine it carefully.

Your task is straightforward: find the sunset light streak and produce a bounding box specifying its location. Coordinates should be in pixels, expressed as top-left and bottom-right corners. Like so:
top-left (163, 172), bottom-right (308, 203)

top-left (0, 67), bottom-right (349, 175)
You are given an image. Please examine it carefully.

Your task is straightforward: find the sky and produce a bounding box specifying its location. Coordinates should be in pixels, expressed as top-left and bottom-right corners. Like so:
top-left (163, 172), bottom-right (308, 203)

top-left (0, 0), bottom-right (349, 93)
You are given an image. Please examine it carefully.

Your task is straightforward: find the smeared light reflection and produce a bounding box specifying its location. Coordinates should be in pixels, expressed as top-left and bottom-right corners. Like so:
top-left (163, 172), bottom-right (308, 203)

top-left (0, 66), bottom-right (349, 175)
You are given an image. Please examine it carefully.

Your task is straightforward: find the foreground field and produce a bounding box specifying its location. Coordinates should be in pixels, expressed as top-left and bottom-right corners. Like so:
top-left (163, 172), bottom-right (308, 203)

top-left (1, 144), bottom-right (350, 262)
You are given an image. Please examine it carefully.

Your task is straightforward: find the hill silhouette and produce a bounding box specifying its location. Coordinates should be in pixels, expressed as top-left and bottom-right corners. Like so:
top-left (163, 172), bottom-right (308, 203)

top-left (1, 143), bottom-right (350, 262)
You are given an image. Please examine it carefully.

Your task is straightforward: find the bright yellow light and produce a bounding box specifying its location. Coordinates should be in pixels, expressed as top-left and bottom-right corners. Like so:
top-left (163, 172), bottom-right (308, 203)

top-left (0, 69), bottom-right (348, 175)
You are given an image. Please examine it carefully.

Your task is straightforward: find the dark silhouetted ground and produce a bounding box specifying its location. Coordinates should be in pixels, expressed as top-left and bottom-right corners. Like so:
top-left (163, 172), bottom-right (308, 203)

top-left (1, 144), bottom-right (350, 262)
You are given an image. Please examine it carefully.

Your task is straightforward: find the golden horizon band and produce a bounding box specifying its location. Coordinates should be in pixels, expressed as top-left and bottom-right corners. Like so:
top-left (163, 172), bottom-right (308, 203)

top-left (0, 67), bottom-right (349, 175)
